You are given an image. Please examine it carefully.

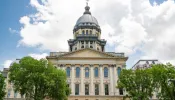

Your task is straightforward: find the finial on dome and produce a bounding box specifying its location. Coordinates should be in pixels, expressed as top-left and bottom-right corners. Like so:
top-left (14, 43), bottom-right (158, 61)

top-left (84, 0), bottom-right (91, 15)
top-left (86, 0), bottom-right (89, 6)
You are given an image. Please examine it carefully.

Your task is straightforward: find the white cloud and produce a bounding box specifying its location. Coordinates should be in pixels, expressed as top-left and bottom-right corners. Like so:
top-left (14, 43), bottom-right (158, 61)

top-left (9, 28), bottom-right (19, 34)
top-left (17, 0), bottom-right (175, 65)
top-left (2, 60), bottom-right (13, 68)
top-left (28, 53), bottom-right (48, 60)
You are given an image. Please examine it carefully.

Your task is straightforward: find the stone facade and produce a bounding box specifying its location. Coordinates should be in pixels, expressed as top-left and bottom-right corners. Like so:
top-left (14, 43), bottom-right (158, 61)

top-left (47, 48), bottom-right (128, 100)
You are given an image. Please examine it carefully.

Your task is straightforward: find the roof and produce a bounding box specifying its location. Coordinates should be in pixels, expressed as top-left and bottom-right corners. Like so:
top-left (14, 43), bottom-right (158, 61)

top-left (47, 48), bottom-right (128, 60)
top-left (132, 59), bottom-right (159, 69)
top-left (76, 14), bottom-right (99, 26)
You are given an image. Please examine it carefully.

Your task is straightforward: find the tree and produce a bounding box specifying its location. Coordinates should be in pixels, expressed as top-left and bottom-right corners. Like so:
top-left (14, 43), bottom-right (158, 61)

top-left (9, 56), bottom-right (70, 100)
top-left (117, 69), bottom-right (154, 100)
top-left (0, 73), bottom-right (6, 100)
top-left (151, 63), bottom-right (175, 100)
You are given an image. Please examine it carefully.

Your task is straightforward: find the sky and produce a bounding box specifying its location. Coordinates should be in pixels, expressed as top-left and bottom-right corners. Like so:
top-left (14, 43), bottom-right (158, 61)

top-left (0, 0), bottom-right (175, 70)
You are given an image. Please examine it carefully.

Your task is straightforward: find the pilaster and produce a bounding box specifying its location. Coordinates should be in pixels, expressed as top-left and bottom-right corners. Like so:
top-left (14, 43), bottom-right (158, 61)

top-left (90, 64), bottom-right (94, 95)
top-left (71, 64), bottom-right (75, 95)
top-left (109, 64), bottom-right (114, 95)
top-left (113, 64), bottom-right (117, 95)
top-left (80, 64), bottom-right (84, 95)
top-left (99, 64), bottom-right (104, 95)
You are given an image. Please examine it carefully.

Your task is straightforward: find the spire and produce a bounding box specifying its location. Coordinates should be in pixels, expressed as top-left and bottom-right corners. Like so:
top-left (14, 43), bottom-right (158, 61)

top-left (84, 0), bottom-right (91, 15)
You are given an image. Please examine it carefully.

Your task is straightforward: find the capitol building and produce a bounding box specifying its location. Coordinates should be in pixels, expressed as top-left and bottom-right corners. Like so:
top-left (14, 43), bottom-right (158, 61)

top-left (2, 3), bottom-right (128, 100)
top-left (46, 4), bottom-right (128, 100)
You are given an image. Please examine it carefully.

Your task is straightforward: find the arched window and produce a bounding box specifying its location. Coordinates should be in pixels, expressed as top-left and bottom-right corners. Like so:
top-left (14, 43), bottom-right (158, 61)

top-left (85, 67), bottom-right (89, 78)
top-left (86, 30), bottom-right (88, 35)
top-left (104, 67), bottom-right (108, 78)
top-left (82, 30), bottom-right (85, 35)
top-left (66, 67), bottom-right (71, 77)
top-left (117, 67), bottom-right (121, 76)
top-left (90, 30), bottom-right (92, 34)
top-left (94, 67), bottom-right (98, 77)
top-left (76, 67), bottom-right (80, 78)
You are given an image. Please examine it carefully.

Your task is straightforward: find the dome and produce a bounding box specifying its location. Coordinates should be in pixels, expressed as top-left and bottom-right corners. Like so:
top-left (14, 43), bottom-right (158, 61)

top-left (73, 5), bottom-right (101, 32)
top-left (76, 14), bottom-right (99, 26)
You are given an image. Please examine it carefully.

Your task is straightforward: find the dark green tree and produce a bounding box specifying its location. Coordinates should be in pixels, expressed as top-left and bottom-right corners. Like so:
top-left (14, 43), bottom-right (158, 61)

top-left (0, 73), bottom-right (6, 100)
top-left (9, 56), bottom-right (70, 100)
top-left (151, 63), bottom-right (175, 100)
top-left (117, 69), bottom-right (154, 100)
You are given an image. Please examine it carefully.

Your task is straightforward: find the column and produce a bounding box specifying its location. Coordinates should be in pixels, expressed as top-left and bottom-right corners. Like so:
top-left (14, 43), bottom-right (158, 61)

top-left (113, 65), bottom-right (117, 95)
top-left (90, 64), bottom-right (94, 95)
top-left (100, 64), bottom-right (104, 95)
top-left (80, 65), bottom-right (84, 95)
top-left (109, 65), bottom-right (114, 95)
top-left (71, 65), bottom-right (75, 95)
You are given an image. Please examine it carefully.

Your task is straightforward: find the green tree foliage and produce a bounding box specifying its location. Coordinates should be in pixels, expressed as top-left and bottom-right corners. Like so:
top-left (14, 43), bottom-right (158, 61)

top-left (0, 73), bottom-right (6, 100)
top-left (117, 63), bottom-right (175, 100)
top-left (117, 69), bottom-right (154, 100)
top-left (151, 63), bottom-right (175, 100)
top-left (9, 56), bottom-right (70, 100)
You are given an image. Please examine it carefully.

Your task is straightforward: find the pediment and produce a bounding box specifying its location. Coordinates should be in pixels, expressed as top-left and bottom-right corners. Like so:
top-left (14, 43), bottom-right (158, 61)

top-left (60, 49), bottom-right (115, 58)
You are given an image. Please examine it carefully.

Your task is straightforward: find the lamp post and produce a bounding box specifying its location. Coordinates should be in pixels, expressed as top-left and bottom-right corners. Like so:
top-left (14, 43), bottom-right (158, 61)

top-left (169, 79), bottom-right (175, 99)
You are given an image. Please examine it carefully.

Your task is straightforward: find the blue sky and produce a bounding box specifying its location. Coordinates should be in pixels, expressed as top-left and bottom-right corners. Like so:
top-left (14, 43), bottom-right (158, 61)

top-left (0, 0), bottom-right (173, 70)
top-left (0, 0), bottom-right (48, 70)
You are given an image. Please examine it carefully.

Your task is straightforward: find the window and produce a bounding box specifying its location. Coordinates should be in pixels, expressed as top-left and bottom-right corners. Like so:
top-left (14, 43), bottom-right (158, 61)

top-left (81, 46), bottom-right (84, 48)
top-left (90, 30), bottom-right (92, 34)
top-left (104, 67), bottom-right (108, 78)
top-left (82, 30), bottom-right (85, 34)
top-left (90, 46), bottom-right (93, 48)
top-left (7, 89), bottom-right (11, 97)
top-left (76, 67), bottom-right (80, 78)
top-left (152, 61), bottom-right (155, 64)
top-left (75, 84), bottom-right (79, 95)
top-left (75, 47), bottom-right (77, 50)
top-left (119, 88), bottom-right (123, 95)
top-left (66, 67), bottom-right (71, 77)
top-left (86, 30), bottom-right (88, 34)
top-left (97, 47), bottom-right (99, 51)
top-left (85, 84), bottom-right (89, 95)
top-left (95, 84), bottom-right (99, 95)
top-left (117, 67), bottom-right (121, 76)
top-left (14, 91), bottom-right (17, 98)
top-left (85, 67), bottom-right (89, 78)
top-left (146, 61), bottom-right (149, 64)
top-left (105, 84), bottom-right (109, 95)
top-left (94, 67), bottom-right (99, 77)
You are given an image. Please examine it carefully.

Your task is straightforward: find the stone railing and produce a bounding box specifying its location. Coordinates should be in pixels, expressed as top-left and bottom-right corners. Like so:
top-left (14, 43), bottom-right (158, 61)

top-left (76, 34), bottom-right (98, 37)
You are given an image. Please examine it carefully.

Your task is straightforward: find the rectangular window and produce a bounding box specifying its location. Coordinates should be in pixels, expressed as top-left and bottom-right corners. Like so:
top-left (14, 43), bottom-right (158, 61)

top-left (95, 84), bottom-right (99, 95)
top-left (119, 88), bottom-right (123, 95)
top-left (75, 84), bottom-right (79, 95)
top-left (85, 84), bottom-right (89, 95)
top-left (105, 84), bottom-right (109, 95)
